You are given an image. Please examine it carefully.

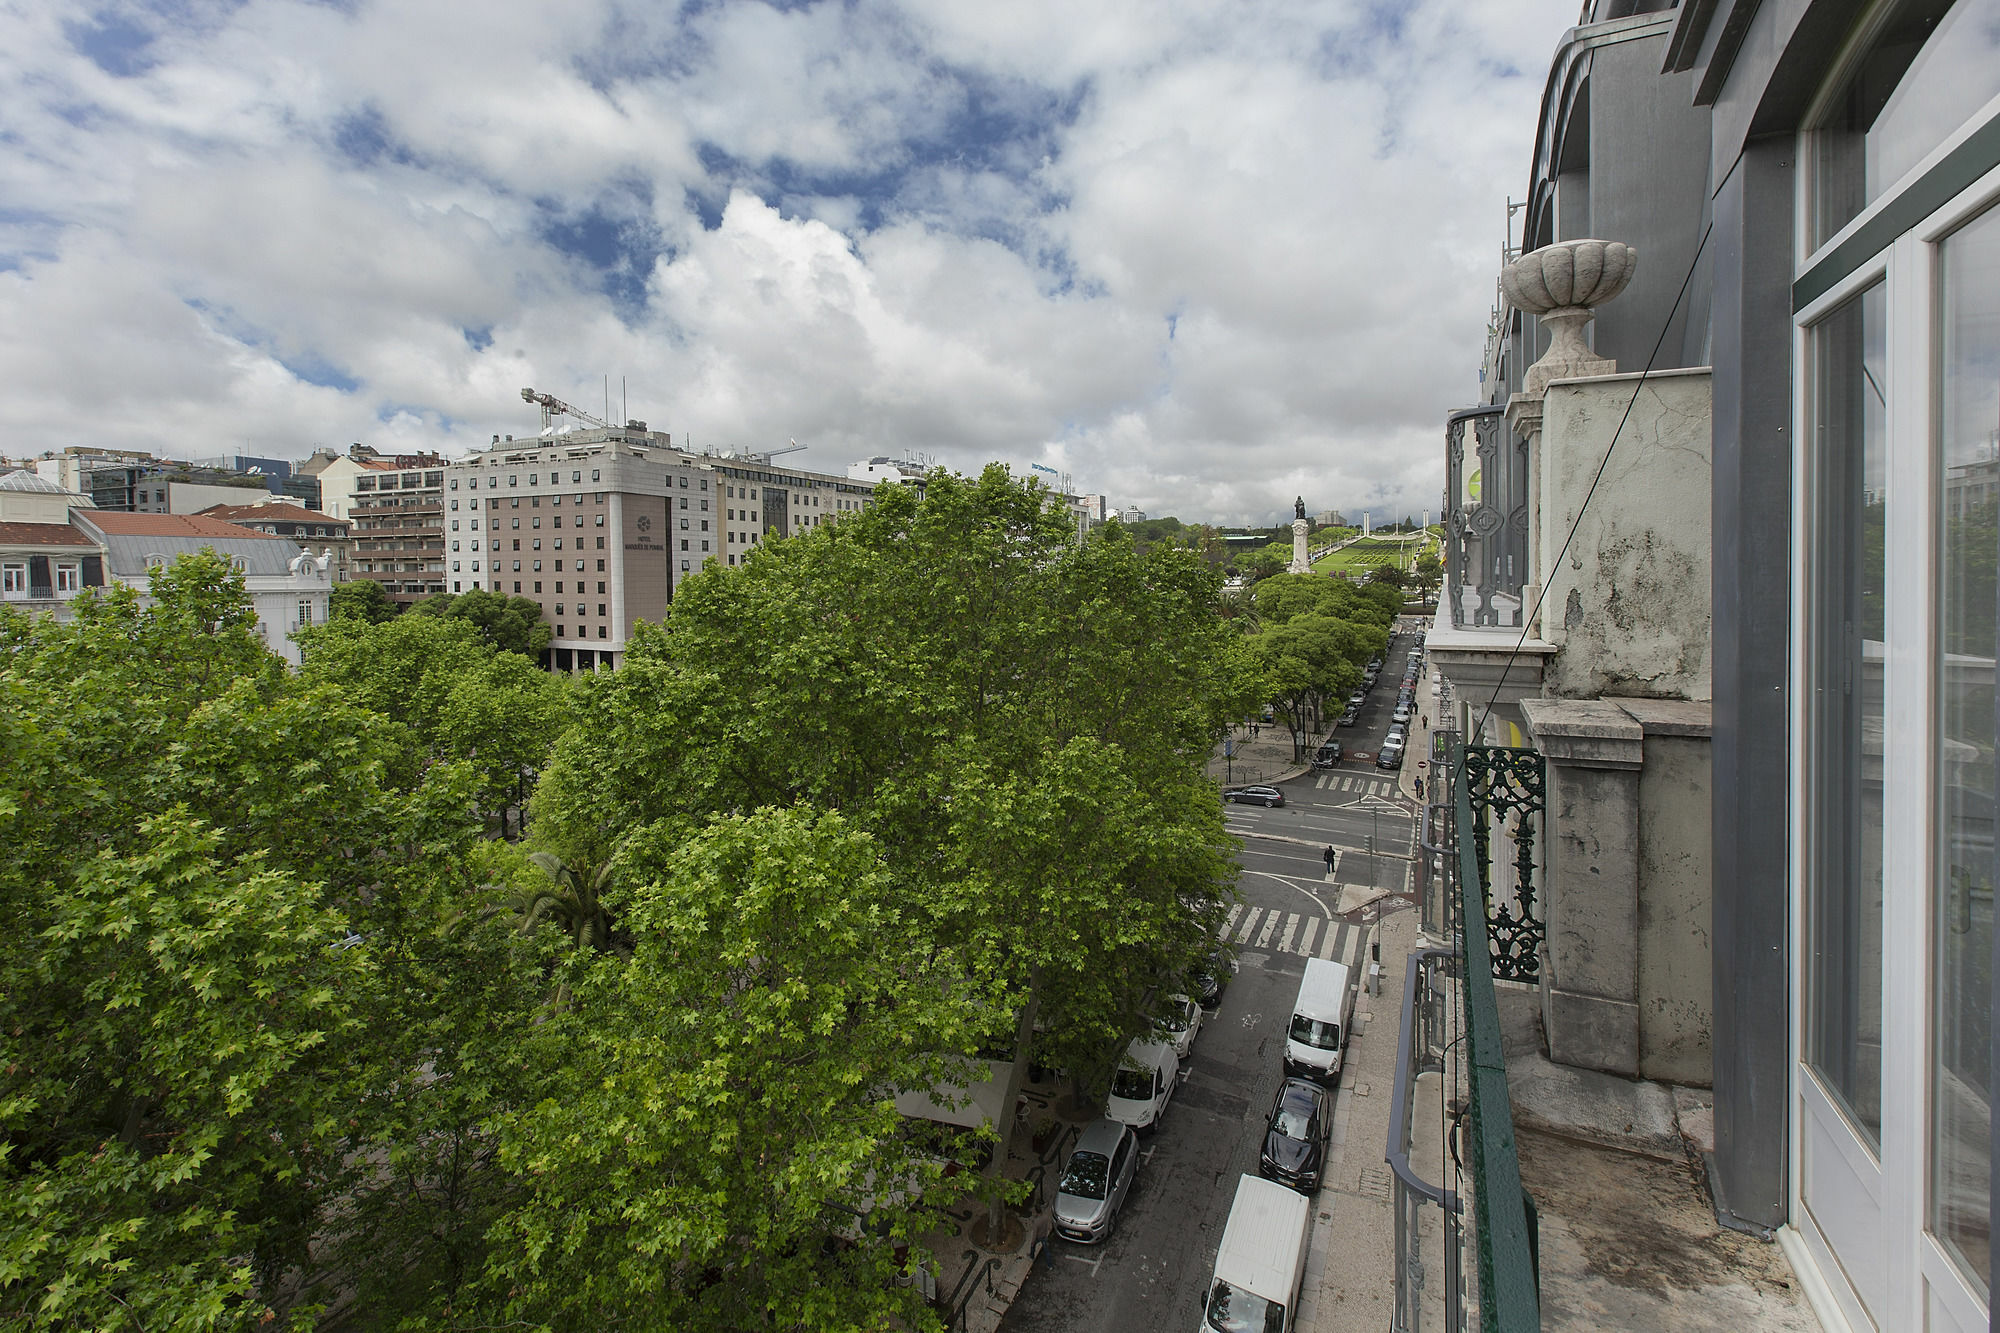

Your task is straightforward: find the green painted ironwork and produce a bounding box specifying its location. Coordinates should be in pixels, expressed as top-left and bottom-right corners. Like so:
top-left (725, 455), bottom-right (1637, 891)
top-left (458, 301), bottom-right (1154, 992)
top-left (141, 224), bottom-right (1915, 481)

top-left (1453, 740), bottom-right (1542, 1331)
top-left (1460, 745), bottom-right (1546, 982)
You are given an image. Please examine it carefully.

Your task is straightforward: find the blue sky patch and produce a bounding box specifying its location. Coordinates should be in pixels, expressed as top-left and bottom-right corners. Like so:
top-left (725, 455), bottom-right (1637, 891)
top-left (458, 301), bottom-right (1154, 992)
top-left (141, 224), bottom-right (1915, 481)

top-left (536, 185), bottom-right (667, 318)
top-left (66, 11), bottom-right (159, 78)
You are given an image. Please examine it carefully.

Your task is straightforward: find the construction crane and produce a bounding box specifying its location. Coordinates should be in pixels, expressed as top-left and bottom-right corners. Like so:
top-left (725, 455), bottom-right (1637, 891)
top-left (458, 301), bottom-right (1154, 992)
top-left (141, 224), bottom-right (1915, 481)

top-left (520, 386), bottom-right (611, 434)
top-left (744, 438), bottom-right (807, 464)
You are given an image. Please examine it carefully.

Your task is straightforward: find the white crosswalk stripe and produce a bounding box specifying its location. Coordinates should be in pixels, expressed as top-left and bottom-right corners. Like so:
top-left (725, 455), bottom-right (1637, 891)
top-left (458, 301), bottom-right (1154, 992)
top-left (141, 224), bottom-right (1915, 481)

top-left (1224, 908), bottom-right (1366, 970)
top-left (1221, 904), bottom-right (1244, 938)
top-left (1295, 917), bottom-right (1320, 957)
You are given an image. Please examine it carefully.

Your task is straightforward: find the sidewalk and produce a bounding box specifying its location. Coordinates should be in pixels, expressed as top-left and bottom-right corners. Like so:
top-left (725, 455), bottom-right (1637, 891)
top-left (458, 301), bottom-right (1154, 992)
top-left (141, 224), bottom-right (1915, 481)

top-left (1294, 898), bottom-right (1434, 1333)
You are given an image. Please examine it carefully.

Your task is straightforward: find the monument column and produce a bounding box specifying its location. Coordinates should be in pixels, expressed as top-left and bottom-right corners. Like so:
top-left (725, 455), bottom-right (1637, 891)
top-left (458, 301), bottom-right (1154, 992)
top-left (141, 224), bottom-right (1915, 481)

top-left (1288, 496), bottom-right (1310, 574)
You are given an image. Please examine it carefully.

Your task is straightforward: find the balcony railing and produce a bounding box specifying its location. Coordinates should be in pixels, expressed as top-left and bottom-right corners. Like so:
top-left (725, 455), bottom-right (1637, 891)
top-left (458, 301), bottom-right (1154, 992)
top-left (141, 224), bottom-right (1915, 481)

top-left (1390, 739), bottom-right (1543, 1332)
top-left (1444, 406), bottom-right (1527, 630)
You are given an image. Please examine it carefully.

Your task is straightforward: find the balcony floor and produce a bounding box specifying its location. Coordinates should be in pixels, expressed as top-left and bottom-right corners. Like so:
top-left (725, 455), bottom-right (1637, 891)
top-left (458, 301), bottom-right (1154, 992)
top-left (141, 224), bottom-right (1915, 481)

top-left (1517, 1129), bottom-right (1817, 1331)
top-left (1497, 990), bottom-right (1820, 1331)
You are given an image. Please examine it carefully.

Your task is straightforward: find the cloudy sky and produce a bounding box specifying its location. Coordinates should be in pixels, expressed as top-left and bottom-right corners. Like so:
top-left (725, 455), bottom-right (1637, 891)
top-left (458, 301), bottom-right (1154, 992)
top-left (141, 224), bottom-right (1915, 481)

top-left (0, 0), bottom-right (1572, 527)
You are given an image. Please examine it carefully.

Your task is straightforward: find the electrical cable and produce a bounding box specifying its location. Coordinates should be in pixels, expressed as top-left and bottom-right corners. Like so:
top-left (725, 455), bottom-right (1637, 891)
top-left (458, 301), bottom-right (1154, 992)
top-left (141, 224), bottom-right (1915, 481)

top-left (1469, 220), bottom-right (1716, 741)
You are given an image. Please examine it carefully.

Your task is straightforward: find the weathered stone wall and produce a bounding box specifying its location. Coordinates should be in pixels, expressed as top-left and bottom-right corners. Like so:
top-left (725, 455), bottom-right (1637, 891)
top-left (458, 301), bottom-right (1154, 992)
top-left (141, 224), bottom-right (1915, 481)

top-left (1623, 700), bottom-right (1713, 1087)
top-left (1539, 367), bottom-right (1712, 701)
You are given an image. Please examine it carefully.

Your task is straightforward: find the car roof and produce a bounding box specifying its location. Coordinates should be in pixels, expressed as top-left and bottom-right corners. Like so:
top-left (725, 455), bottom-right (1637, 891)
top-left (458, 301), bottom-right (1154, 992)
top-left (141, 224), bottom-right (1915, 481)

top-left (1074, 1117), bottom-right (1129, 1155)
top-left (1274, 1079), bottom-right (1323, 1114)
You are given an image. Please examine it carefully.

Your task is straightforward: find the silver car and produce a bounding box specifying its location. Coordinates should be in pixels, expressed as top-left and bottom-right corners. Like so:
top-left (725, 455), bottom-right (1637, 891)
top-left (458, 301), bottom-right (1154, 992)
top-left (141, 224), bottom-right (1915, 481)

top-left (1053, 1118), bottom-right (1139, 1243)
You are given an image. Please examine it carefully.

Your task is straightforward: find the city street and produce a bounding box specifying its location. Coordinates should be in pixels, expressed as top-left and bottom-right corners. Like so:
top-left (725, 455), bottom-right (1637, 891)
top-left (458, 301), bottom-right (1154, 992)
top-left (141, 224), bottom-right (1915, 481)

top-left (999, 635), bottom-right (1423, 1333)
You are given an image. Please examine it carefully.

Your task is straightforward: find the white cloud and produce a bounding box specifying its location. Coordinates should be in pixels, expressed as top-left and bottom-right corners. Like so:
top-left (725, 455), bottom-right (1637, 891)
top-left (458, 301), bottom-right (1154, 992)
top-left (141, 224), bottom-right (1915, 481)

top-left (0, 0), bottom-right (1577, 526)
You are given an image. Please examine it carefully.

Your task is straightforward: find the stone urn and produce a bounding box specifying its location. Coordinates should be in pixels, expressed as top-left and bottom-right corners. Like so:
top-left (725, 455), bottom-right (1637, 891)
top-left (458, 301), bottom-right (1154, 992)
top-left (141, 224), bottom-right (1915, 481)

top-left (1500, 239), bottom-right (1638, 395)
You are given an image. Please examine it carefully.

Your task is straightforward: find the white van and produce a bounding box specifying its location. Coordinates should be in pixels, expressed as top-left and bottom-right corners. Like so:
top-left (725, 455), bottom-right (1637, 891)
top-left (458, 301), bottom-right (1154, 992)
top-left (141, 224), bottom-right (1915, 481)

top-left (1105, 1036), bottom-right (1180, 1133)
top-left (1197, 1174), bottom-right (1313, 1331)
top-left (1282, 957), bottom-right (1354, 1083)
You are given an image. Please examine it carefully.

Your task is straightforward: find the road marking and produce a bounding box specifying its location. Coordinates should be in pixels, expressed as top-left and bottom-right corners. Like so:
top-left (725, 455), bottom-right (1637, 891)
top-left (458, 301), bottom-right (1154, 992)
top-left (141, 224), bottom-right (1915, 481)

top-left (1233, 908), bottom-right (1263, 943)
top-left (1320, 922), bottom-right (1347, 961)
top-left (1278, 913), bottom-right (1300, 953)
top-left (1255, 911), bottom-right (1282, 949)
top-left (1063, 1252), bottom-right (1105, 1274)
top-left (1222, 904), bottom-right (1244, 938)
top-left (1295, 917), bottom-right (1320, 957)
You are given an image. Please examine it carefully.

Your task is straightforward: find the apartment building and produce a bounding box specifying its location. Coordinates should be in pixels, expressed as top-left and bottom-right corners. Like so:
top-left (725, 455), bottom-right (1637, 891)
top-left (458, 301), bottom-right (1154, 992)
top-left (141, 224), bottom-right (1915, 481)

top-left (1412, 2), bottom-right (2000, 1330)
top-left (446, 429), bottom-right (876, 671)
top-left (313, 447), bottom-right (448, 603)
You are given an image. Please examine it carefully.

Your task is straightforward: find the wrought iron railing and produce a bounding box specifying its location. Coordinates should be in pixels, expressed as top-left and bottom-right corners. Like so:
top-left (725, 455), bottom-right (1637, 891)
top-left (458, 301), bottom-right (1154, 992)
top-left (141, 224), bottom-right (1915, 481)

top-left (1444, 406), bottom-right (1527, 630)
top-left (1390, 739), bottom-right (1543, 1333)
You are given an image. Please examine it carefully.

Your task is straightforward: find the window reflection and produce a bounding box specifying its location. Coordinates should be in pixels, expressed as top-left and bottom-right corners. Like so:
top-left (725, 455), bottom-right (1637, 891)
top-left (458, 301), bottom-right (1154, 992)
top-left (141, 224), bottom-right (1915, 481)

top-left (1809, 281), bottom-right (1887, 1144)
top-left (1936, 202), bottom-right (1998, 1296)
top-left (1814, 0), bottom-right (2000, 247)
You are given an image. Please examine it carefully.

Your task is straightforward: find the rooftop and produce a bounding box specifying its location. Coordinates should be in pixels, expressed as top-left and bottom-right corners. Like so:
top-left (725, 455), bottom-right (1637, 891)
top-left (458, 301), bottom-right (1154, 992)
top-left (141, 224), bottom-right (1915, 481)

top-left (0, 522), bottom-right (95, 547)
top-left (78, 512), bottom-right (286, 540)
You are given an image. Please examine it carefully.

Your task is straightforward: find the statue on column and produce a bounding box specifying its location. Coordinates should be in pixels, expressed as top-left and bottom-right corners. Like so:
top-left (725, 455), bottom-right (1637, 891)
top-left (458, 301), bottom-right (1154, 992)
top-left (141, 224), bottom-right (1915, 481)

top-left (1294, 496), bottom-right (1306, 521)
top-left (1289, 497), bottom-right (1310, 574)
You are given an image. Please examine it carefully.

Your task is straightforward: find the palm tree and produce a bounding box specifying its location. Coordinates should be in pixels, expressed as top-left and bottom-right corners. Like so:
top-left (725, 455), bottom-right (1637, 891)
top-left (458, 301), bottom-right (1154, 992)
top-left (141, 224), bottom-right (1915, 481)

top-left (460, 852), bottom-right (624, 957)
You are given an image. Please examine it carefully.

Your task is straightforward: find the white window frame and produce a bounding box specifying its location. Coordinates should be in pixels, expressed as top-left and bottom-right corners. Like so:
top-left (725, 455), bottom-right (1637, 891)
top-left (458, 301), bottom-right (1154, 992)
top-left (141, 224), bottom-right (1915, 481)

top-left (1789, 146), bottom-right (2000, 1333)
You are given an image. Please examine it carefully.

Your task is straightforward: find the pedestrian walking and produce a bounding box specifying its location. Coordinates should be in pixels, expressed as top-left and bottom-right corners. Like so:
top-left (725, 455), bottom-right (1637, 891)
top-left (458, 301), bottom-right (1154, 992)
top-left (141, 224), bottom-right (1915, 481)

top-left (1251, 724), bottom-right (1259, 740)
top-left (1415, 777), bottom-right (1425, 801)
top-left (1322, 845), bottom-right (1336, 873)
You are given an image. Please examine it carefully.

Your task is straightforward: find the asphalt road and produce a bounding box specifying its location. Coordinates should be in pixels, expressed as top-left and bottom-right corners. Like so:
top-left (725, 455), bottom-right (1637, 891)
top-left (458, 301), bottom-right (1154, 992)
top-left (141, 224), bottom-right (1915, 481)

top-left (998, 635), bottom-right (1424, 1333)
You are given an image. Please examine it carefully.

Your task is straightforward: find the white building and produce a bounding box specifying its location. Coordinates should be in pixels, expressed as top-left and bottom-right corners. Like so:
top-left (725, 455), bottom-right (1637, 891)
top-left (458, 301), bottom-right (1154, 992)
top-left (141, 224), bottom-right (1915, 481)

top-left (70, 511), bottom-right (331, 667)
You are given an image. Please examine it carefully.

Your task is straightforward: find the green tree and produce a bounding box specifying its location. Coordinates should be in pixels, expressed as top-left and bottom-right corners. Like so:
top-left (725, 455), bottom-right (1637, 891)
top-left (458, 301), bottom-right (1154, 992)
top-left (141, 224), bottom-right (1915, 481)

top-left (534, 468), bottom-right (1253, 1238)
top-left (407, 588), bottom-right (553, 659)
top-left (329, 577), bottom-right (401, 624)
top-left (0, 817), bottom-right (362, 1332)
top-left (483, 808), bottom-right (984, 1331)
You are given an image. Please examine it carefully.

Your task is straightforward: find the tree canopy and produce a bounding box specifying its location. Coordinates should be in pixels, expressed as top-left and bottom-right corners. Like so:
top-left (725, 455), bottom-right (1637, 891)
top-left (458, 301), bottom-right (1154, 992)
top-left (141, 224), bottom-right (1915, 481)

top-left (3, 475), bottom-right (1257, 1330)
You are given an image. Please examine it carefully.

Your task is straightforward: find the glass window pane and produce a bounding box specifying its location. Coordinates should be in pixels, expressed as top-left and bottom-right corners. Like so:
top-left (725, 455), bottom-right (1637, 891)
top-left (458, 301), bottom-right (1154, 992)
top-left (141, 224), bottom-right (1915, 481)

top-left (1813, 0), bottom-right (2000, 247)
top-left (1809, 280), bottom-right (1887, 1145)
top-left (1936, 201), bottom-right (1998, 1297)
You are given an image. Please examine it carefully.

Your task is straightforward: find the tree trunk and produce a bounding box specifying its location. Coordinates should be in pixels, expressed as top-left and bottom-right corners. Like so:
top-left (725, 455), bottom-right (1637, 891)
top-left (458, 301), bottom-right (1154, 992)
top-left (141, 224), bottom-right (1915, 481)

top-left (983, 985), bottom-right (1041, 1239)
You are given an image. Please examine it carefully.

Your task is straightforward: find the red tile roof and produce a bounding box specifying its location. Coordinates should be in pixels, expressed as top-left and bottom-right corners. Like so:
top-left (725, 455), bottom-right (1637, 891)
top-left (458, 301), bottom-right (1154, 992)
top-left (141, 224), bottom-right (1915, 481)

top-left (198, 502), bottom-right (349, 527)
top-left (0, 522), bottom-right (95, 547)
top-left (80, 512), bottom-right (286, 540)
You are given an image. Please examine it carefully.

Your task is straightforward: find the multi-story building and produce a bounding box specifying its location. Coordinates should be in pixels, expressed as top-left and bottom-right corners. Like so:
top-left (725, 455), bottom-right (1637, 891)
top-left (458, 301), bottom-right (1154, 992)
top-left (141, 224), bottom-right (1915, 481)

top-left (197, 499), bottom-right (356, 583)
top-left (446, 428), bottom-right (877, 671)
top-left (314, 447), bottom-right (448, 603)
top-left (31, 448), bottom-right (279, 514)
top-left (1409, 3), bottom-right (2000, 1331)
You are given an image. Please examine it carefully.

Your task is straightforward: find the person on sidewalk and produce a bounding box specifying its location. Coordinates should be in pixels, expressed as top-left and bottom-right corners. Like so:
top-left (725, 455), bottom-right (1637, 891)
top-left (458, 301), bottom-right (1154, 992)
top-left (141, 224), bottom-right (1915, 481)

top-left (1414, 777), bottom-right (1425, 801)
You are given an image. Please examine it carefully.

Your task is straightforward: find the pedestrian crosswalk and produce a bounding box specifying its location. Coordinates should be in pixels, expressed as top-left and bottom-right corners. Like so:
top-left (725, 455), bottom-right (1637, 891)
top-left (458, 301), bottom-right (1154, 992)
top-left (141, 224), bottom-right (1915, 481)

top-left (1219, 903), bottom-right (1367, 966)
top-left (1313, 774), bottom-right (1402, 796)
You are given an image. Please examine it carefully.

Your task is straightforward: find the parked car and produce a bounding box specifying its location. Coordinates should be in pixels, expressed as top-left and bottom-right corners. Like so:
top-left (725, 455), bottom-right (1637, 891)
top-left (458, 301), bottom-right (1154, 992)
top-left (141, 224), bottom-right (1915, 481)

top-left (1392, 704), bottom-right (1413, 726)
top-left (1054, 1118), bottom-right (1140, 1243)
top-left (1337, 708), bottom-right (1360, 728)
top-left (1106, 1038), bottom-right (1179, 1134)
top-left (1191, 945), bottom-right (1234, 1009)
top-left (1223, 785), bottom-right (1284, 807)
top-left (1347, 690), bottom-right (1366, 709)
top-left (1376, 743), bottom-right (1405, 770)
top-left (1366, 657), bottom-right (1383, 672)
top-left (1259, 1078), bottom-right (1334, 1193)
top-left (1310, 742), bottom-right (1343, 768)
top-left (1157, 993), bottom-right (1203, 1058)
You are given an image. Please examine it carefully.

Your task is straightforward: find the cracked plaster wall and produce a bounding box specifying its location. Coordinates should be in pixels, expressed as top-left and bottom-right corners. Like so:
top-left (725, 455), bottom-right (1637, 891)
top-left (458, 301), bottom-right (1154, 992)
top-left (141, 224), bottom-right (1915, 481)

top-left (1540, 368), bottom-right (1712, 701)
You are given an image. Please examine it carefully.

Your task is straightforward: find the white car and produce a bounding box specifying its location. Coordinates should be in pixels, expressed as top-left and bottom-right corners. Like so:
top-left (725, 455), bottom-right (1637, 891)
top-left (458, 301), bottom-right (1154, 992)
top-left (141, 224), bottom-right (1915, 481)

top-left (1106, 1037), bottom-right (1180, 1134)
top-left (1158, 992), bottom-right (1203, 1058)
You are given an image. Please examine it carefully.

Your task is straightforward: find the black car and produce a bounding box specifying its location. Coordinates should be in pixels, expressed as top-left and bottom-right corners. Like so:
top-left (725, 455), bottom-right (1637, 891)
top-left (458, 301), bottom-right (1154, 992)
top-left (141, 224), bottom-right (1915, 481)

top-left (1336, 708), bottom-right (1360, 728)
top-left (1376, 744), bottom-right (1405, 770)
top-left (1310, 741), bottom-right (1343, 768)
top-left (1222, 785), bottom-right (1284, 808)
top-left (1191, 945), bottom-right (1234, 1009)
top-left (1259, 1077), bottom-right (1333, 1193)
